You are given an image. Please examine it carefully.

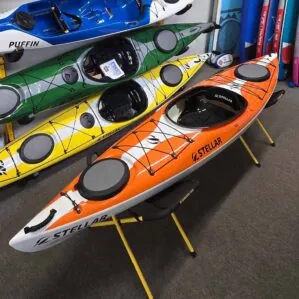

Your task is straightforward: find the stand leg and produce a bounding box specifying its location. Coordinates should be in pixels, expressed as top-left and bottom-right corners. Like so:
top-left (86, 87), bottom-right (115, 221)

top-left (112, 216), bottom-right (153, 299)
top-left (171, 213), bottom-right (197, 257)
top-left (0, 57), bottom-right (6, 79)
top-left (5, 123), bottom-right (15, 143)
top-left (239, 136), bottom-right (261, 167)
top-left (256, 118), bottom-right (275, 147)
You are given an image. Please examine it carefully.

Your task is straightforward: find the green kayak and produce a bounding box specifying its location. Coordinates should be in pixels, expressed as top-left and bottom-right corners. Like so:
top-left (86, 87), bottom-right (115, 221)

top-left (0, 22), bottom-right (218, 123)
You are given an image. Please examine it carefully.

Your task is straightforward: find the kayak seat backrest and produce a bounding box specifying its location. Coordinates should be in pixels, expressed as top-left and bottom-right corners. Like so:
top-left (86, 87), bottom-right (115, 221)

top-left (167, 87), bottom-right (247, 128)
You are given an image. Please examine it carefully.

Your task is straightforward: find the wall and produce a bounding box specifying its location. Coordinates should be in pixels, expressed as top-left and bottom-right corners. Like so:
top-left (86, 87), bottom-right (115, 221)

top-left (0, 0), bottom-right (214, 74)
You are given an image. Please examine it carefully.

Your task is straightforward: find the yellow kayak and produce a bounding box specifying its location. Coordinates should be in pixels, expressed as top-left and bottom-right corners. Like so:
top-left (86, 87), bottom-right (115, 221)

top-left (0, 54), bottom-right (209, 188)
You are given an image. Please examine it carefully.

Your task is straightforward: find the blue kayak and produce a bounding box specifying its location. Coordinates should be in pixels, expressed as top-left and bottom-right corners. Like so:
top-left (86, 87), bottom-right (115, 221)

top-left (0, 0), bottom-right (193, 59)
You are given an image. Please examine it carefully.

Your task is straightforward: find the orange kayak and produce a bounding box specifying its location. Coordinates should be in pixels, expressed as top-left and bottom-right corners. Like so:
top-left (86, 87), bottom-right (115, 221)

top-left (10, 54), bottom-right (280, 252)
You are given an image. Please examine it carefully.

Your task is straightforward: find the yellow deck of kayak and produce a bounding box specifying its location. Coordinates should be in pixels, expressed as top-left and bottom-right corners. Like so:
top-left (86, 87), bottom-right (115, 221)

top-left (0, 55), bottom-right (208, 188)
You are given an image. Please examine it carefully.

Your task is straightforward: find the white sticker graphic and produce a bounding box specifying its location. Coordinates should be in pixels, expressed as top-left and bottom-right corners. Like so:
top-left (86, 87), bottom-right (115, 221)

top-left (100, 59), bottom-right (124, 80)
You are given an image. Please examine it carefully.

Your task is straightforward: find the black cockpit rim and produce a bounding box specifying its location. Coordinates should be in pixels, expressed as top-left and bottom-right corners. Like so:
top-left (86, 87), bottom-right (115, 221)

top-left (166, 86), bottom-right (248, 129)
top-left (98, 80), bottom-right (148, 123)
top-left (82, 38), bottom-right (138, 83)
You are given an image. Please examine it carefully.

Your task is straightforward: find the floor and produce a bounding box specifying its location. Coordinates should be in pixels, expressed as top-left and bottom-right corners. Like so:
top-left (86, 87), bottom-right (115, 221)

top-left (0, 65), bottom-right (298, 299)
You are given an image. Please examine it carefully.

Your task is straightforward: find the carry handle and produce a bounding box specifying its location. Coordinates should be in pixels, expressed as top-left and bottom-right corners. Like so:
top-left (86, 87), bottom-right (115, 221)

top-left (24, 209), bottom-right (57, 234)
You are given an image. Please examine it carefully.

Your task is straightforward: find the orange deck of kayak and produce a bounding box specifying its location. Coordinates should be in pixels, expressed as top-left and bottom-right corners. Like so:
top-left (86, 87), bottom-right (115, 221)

top-left (47, 56), bottom-right (279, 230)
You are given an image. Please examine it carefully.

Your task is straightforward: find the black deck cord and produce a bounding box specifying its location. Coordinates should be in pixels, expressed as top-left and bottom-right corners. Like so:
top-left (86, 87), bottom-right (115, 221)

top-left (24, 209), bottom-right (57, 234)
top-left (60, 192), bottom-right (81, 214)
top-left (62, 11), bottom-right (82, 31)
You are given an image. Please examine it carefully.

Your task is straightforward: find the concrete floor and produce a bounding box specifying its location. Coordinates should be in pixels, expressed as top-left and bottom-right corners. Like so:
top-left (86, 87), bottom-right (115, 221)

top-left (0, 65), bottom-right (298, 299)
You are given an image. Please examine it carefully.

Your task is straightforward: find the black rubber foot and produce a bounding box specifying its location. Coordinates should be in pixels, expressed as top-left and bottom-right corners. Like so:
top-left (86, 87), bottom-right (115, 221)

top-left (256, 163), bottom-right (261, 168)
top-left (271, 142), bottom-right (276, 147)
top-left (190, 251), bottom-right (197, 258)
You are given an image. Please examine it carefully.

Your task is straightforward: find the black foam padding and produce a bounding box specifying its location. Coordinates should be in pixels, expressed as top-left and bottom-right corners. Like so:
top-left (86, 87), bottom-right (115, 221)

top-left (77, 159), bottom-right (130, 200)
top-left (160, 64), bottom-right (183, 87)
top-left (19, 134), bottom-right (54, 164)
top-left (62, 67), bottom-right (79, 84)
top-left (154, 30), bottom-right (178, 53)
top-left (15, 11), bottom-right (35, 30)
top-left (80, 113), bottom-right (95, 129)
top-left (0, 87), bottom-right (20, 118)
top-left (235, 64), bottom-right (270, 82)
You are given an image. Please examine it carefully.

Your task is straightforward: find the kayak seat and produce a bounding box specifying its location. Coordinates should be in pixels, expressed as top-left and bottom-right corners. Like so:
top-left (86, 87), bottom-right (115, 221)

top-left (25, 2), bottom-right (81, 35)
top-left (15, 11), bottom-right (35, 31)
top-left (83, 38), bottom-right (138, 82)
top-left (99, 81), bottom-right (148, 122)
top-left (167, 87), bottom-right (247, 128)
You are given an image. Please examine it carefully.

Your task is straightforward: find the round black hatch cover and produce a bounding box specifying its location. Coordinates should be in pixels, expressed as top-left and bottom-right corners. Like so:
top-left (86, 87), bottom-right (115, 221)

top-left (77, 158), bottom-right (130, 200)
top-left (235, 64), bottom-right (270, 82)
top-left (15, 11), bottom-right (35, 31)
top-left (160, 64), bottom-right (183, 87)
top-left (154, 30), bottom-right (178, 53)
top-left (19, 134), bottom-right (54, 164)
top-left (80, 112), bottom-right (95, 129)
top-left (62, 66), bottom-right (79, 84)
top-left (0, 87), bottom-right (20, 118)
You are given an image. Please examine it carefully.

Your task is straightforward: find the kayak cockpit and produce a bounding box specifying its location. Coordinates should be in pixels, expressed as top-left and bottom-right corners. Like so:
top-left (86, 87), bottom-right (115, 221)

top-left (99, 81), bottom-right (148, 122)
top-left (83, 38), bottom-right (138, 82)
top-left (167, 87), bottom-right (247, 128)
top-left (77, 159), bottom-right (130, 200)
top-left (12, 0), bottom-right (144, 37)
top-left (13, 1), bottom-right (82, 36)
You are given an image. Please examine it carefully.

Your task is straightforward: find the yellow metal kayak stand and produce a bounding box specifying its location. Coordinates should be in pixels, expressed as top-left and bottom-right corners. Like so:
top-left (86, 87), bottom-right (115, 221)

top-left (256, 118), bottom-right (275, 146)
top-left (91, 180), bottom-right (199, 299)
top-left (239, 118), bottom-right (276, 167)
top-left (4, 123), bottom-right (15, 143)
top-left (0, 56), bottom-right (6, 79)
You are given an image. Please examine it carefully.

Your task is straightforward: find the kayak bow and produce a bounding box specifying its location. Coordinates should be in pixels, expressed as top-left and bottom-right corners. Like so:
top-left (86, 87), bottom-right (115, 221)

top-left (10, 54), bottom-right (279, 253)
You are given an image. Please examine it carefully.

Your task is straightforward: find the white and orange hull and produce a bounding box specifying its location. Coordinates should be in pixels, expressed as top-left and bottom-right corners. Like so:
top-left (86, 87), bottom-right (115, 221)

top-left (10, 54), bottom-right (279, 252)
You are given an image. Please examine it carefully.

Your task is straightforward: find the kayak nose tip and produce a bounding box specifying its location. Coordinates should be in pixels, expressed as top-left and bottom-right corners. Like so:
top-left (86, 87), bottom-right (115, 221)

top-left (9, 233), bottom-right (20, 251)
